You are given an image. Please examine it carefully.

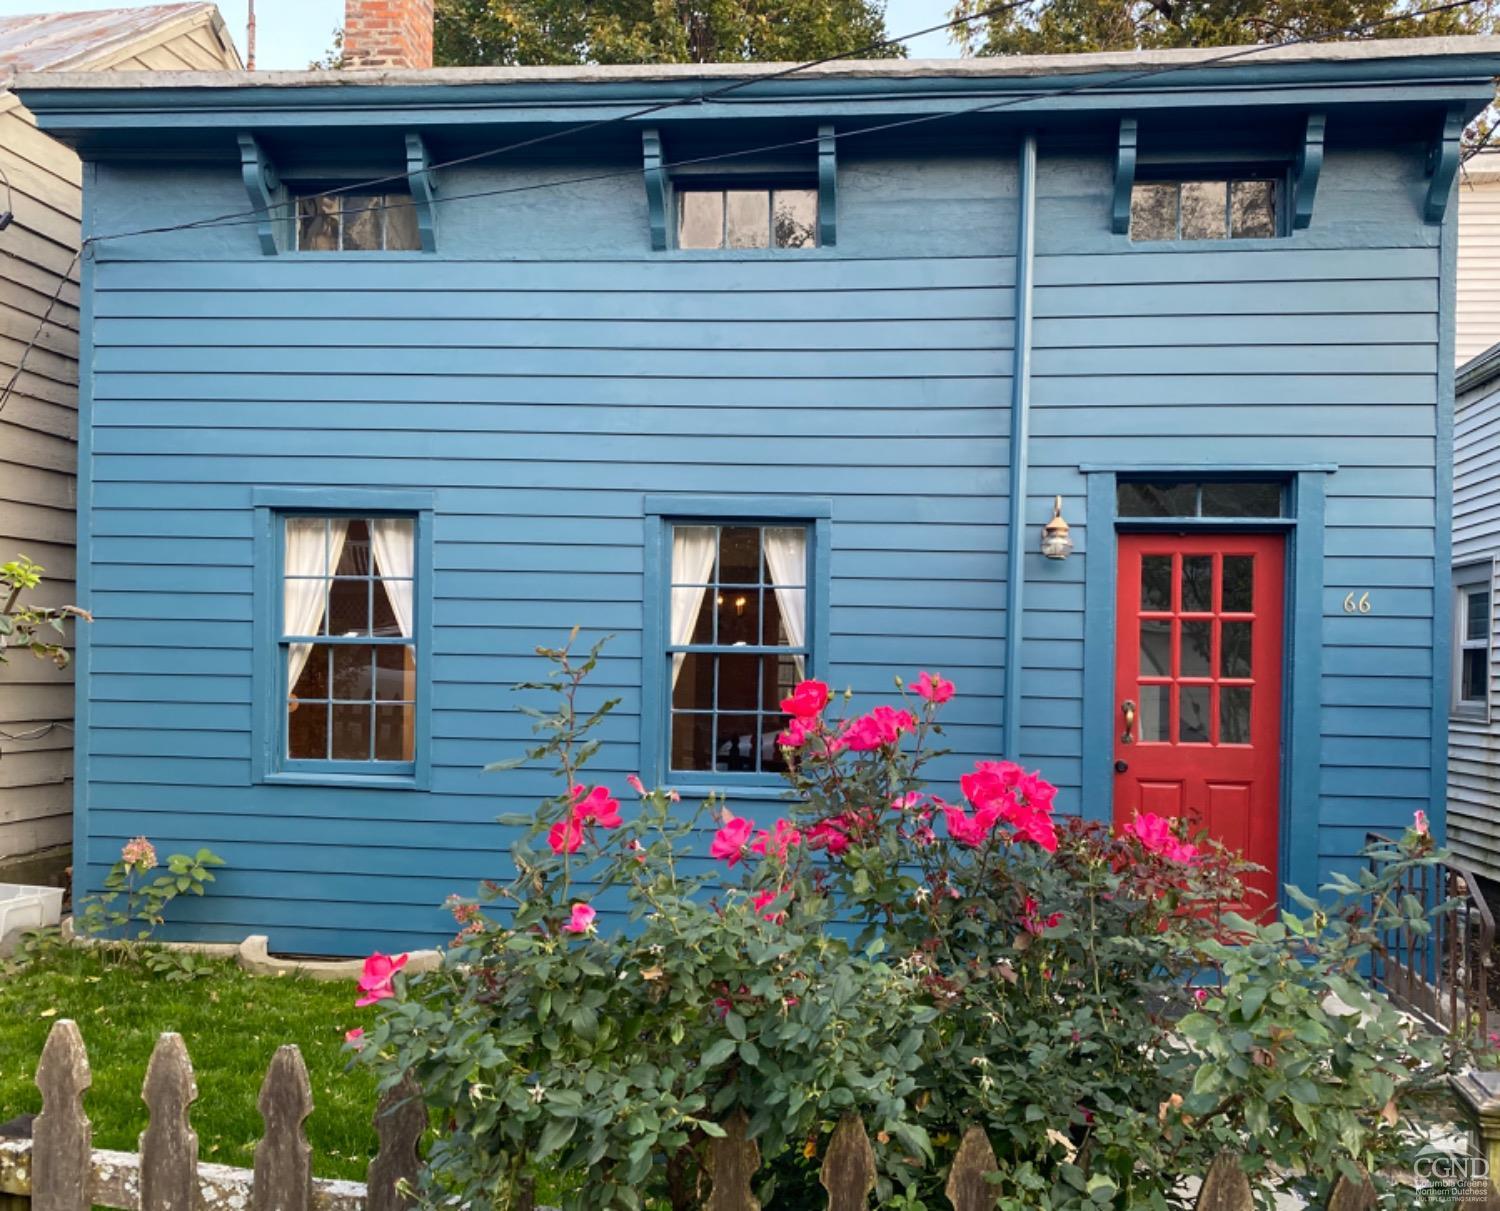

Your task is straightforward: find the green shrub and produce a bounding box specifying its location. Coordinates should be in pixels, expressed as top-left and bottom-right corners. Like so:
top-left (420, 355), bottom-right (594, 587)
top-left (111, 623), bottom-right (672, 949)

top-left (353, 633), bottom-right (1454, 1210)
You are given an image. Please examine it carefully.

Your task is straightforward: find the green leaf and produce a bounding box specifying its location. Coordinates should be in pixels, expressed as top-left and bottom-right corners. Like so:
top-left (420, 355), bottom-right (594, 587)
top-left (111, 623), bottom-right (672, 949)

top-left (1286, 1078), bottom-right (1321, 1105)
top-left (701, 1038), bottom-right (736, 1068)
top-left (537, 1115), bottom-right (577, 1159)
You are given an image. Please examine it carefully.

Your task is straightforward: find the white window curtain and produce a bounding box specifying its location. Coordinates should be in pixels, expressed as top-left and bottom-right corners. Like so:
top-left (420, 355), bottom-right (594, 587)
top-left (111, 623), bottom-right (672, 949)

top-left (369, 519), bottom-right (416, 638)
top-left (763, 527), bottom-right (807, 678)
top-left (285, 517), bottom-right (349, 691)
top-left (670, 526), bottom-right (718, 688)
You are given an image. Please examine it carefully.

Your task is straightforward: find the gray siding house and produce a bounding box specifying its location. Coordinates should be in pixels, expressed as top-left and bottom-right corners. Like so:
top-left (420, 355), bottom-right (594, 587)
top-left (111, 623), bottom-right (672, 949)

top-left (0, 3), bottom-right (241, 870)
top-left (1450, 343), bottom-right (1500, 880)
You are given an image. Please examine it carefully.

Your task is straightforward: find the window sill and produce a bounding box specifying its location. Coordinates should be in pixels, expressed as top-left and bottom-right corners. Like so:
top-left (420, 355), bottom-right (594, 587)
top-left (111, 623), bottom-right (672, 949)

top-left (261, 770), bottom-right (423, 791)
top-left (667, 781), bottom-right (793, 802)
top-left (1451, 706), bottom-right (1491, 725)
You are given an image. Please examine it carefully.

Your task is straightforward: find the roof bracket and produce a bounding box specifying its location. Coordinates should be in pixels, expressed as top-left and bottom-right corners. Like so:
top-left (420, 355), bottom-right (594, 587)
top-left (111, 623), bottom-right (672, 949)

top-left (405, 132), bottom-right (439, 252)
top-left (1424, 103), bottom-right (1465, 225)
top-left (237, 131), bottom-right (283, 255)
top-left (642, 127), bottom-right (668, 250)
top-left (1291, 112), bottom-right (1325, 230)
top-left (818, 124), bottom-right (837, 247)
top-left (1110, 116), bottom-right (1137, 235)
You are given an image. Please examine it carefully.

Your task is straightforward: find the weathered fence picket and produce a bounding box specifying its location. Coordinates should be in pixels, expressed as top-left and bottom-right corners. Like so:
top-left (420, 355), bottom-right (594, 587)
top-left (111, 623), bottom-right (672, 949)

top-left (943, 1126), bottom-right (998, 1211)
top-left (706, 1109), bottom-right (760, 1211)
top-left (0, 1020), bottom-right (396, 1210)
top-left (31, 1020), bottom-right (89, 1211)
top-left (254, 1045), bottom-right (314, 1211)
top-left (820, 1114), bottom-right (876, 1211)
top-left (139, 1033), bottom-right (197, 1211)
top-left (366, 1074), bottom-right (426, 1211)
top-left (0, 1018), bottom-right (1478, 1210)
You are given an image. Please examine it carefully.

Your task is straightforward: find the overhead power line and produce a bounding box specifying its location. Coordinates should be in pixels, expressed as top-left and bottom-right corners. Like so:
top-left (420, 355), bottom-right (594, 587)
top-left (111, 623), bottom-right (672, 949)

top-left (0, 0), bottom-right (1487, 420)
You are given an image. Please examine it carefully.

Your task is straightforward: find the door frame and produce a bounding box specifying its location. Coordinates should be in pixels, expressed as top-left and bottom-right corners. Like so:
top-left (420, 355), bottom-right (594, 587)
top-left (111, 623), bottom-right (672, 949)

top-left (1079, 465), bottom-right (1332, 908)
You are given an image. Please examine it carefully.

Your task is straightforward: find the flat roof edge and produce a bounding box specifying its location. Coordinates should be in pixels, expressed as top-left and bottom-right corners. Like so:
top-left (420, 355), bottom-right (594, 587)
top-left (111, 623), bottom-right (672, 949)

top-left (15, 33), bottom-right (1500, 92)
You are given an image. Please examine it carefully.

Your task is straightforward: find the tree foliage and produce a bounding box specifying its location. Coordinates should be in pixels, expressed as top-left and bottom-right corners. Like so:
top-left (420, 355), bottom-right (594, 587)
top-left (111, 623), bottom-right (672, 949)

top-left (1, 555), bottom-right (87, 669)
top-left (433, 0), bottom-right (904, 66)
top-left (951, 0), bottom-right (1499, 56)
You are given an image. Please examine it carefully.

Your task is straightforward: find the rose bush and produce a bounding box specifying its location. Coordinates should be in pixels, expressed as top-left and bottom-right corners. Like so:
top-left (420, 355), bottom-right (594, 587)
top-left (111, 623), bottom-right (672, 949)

top-left (353, 633), bottom-right (1457, 1210)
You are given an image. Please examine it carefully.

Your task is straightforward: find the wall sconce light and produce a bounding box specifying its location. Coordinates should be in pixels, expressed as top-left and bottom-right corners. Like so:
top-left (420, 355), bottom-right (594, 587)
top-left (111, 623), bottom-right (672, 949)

top-left (1041, 495), bottom-right (1073, 560)
top-left (734, 595), bottom-right (747, 616)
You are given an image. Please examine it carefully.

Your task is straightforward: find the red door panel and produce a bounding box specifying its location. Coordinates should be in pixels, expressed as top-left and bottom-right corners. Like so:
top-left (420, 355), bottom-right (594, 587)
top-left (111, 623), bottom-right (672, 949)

top-left (1113, 533), bottom-right (1284, 911)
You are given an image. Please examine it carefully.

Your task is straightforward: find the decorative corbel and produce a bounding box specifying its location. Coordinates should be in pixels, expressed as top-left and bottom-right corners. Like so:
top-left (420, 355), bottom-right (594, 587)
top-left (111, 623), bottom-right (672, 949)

top-left (1111, 116), bottom-right (1137, 235)
top-left (642, 127), bottom-right (667, 251)
top-left (404, 132), bottom-right (439, 252)
top-left (818, 124), bottom-right (837, 247)
top-left (1425, 102), bottom-right (1466, 225)
top-left (237, 132), bottom-right (283, 255)
top-left (1291, 112), bottom-right (1325, 231)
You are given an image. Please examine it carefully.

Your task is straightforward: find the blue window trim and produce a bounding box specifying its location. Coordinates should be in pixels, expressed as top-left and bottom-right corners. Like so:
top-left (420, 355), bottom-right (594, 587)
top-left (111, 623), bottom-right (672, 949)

top-left (641, 494), bottom-right (832, 795)
top-left (251, 488), bottom-right (434, 789)
top-left (1079, 467), bottom-right (1327, 908)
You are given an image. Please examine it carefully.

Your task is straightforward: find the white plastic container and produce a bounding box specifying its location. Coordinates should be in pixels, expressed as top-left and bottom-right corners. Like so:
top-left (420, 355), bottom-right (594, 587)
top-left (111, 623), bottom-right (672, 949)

top-left (0, 883), bottom-right (65, 939)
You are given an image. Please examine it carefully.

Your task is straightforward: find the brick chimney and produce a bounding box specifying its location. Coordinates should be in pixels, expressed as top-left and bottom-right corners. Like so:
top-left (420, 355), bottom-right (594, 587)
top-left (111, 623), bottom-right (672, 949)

top-left (342, 0), bottom-right (434, 70)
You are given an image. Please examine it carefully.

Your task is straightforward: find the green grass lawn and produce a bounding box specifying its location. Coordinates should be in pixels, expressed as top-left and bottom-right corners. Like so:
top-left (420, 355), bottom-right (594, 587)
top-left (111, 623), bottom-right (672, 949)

top-left (0, 947), bottom-right (381, 1181)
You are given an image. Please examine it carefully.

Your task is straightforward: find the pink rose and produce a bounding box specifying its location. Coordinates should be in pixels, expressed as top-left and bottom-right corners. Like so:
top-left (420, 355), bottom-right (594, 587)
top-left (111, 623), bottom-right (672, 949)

top-left (943, 804), bottom-right (991, 848)
top-left (777, 715), bottom-right (818, 749)
top-left (1414, 809), bottom-right (1430, 837)
top-left (570, 785), bottom-right (622, 830)
top-left (345, 1027), bottom-right (365, 1049)
top-left (548, 817), bottom-right (583, 855)
top-left (751, 819), bottom-right (801, 860)
top-left (1125, 812), bottom-right (1197, 863)
top-left (751, 887), bottom-right (787, 923)
top-left (807, 817), bottom-right (851, 855)
top-left (780, 680), bottom-right (830, 719)
top-left (627, 773), bottom-right (647, 796)
top-left (841, 706), bottom-right (917, 752)
top-left (563, 902), bottom-right (596, 934)
top-left (710, 815), bottom-right (755, 866)
top-left (913, 671), bottom-right (955, 704)
top-left (355, 953), bottom-right (408, 1007)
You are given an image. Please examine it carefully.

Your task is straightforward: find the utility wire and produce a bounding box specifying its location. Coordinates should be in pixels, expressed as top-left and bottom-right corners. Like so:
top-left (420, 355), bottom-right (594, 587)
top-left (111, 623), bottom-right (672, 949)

top-left (0, 0), bottom-right (1487, 416)
top-left (81, 0), bottom-right (1491, 246)
top-left (0, 0), bottom-right (1035, 417)
top-left (105, 0), bottom-right (1040, 241)
top-left (0, 248), bottom-right (80, 420)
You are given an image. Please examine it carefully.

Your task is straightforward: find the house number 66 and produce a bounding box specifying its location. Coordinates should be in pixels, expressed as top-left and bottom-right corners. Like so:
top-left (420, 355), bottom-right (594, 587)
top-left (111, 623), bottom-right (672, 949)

top-left (1342, 592), bottom-right (1372, 614)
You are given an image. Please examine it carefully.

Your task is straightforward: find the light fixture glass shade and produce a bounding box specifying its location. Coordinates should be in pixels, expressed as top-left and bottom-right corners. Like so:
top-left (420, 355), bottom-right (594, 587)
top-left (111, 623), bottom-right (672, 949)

top-left (1041, 496), bottom-right (1073, 560)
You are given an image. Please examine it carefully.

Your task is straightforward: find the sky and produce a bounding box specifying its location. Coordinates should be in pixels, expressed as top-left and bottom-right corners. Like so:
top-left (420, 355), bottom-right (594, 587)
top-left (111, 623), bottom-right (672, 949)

top-left (7, 0), bottom-right (963, 68)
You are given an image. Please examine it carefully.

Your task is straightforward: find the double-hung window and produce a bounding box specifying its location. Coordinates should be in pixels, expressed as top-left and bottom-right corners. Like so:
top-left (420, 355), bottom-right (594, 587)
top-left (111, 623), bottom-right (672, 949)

top-left (645, 499), bottom-right (829, 788)
top-left (280, 515), bottom-right (419, 771)
top-left (1454, 561), bottom-right (1493, 720)
top-left (669, 524), bottom-right (809, 776)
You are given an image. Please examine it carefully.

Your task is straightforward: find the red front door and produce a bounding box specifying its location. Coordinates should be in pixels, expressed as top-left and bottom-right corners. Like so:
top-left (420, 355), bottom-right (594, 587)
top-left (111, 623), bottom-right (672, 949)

top-left (1113, 533), bottom-right (1284, 910)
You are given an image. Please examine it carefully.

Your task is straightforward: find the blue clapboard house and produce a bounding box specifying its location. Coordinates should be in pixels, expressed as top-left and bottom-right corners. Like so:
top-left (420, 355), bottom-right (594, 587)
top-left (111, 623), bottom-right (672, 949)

top-left (14, 35), bottom-right (1500, 954)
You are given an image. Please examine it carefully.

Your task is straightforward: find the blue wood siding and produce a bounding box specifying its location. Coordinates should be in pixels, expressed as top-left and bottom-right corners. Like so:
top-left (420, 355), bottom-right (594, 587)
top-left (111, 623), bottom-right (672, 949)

top-left (74, 138), bottom-right (1445, 953)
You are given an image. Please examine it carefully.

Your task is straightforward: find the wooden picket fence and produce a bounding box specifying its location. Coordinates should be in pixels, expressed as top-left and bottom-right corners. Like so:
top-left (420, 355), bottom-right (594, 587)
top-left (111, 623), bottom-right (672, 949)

top-left (0, 1019), bottom-right (423, 1210)
top-left (0, 1018), bottom-right (1459, 1210)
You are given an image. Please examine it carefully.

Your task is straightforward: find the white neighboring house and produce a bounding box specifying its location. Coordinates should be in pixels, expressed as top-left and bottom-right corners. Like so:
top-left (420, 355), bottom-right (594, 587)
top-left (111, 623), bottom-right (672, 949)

top-left (1459, 148), bottom-right (1500, 364)
top-left (0, 5), bottom-right (242, 866)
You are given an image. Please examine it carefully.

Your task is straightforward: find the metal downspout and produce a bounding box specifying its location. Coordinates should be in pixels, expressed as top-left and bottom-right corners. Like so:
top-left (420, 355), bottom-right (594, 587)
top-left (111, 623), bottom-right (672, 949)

top-left (1002, 132), bottom-right (1037, 759)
